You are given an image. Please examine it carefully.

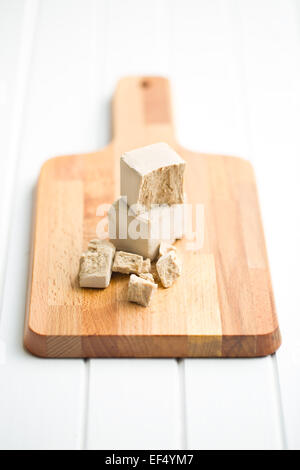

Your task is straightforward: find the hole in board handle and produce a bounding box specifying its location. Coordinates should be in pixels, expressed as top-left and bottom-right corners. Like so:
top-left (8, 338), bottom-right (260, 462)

top-left (140, 79), bottom-right (150, 88)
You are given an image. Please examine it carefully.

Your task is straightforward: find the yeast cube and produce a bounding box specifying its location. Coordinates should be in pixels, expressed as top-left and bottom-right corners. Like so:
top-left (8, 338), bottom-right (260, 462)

top-left (79, 240), bottom-right (116, 288)
top-left (120, 142), bottom-right (186, 211)
top-left (108, 197), bottom-right (179, 261)
top-left (128, 274), bottom-right (157, 307)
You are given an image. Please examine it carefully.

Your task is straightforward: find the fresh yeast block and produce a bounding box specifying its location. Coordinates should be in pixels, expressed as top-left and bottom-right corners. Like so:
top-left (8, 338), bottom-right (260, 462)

top-left (87, 238), bottom-right (115, 253)
top-left (156, 251), bottom-right (182, 288)
top-left (120, 142), bottom-right (186, 211)
top-left (112, 251), bottom-right (143, 275)
top-left (79, 240), bottom-right (116, 288)
top-left (128, 274), bottom-right (157, 307)
top-left (108, 197), bottom-right (184, 260)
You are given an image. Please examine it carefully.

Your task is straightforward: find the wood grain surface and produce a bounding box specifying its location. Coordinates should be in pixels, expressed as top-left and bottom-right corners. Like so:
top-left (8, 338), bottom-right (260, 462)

top-left (24, 76), bottom-right (281, 357)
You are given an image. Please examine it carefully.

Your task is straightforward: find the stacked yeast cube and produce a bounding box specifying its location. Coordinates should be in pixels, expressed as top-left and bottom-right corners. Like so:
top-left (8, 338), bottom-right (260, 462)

top-left (109, 142), bottom-right (186, 259)
top-left (79, 142), bottom-right (186, 307)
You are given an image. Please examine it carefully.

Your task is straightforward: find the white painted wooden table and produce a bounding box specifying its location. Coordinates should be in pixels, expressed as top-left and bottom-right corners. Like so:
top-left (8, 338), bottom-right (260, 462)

top-left (0, 0), bottom-right (299, 450)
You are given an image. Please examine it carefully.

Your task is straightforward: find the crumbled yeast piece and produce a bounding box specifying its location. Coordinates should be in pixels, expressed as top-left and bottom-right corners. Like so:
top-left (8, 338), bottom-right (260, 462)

top-left (139, 272), bottom-right (155, 283)
top-left (120, 142), bottom-right (186, 211)
top-left (142, 258), bottom-right (151, 273)
top-left (79, 241), bottom-right (116, 288)
top-left (112, 251), bottom-right (143, 274)
top-left (159, 241), bottom-right (176, 258)
top-left (156, 251), bottom-right (182, 288)
top-left (128, 274), bottom-right (157, 307)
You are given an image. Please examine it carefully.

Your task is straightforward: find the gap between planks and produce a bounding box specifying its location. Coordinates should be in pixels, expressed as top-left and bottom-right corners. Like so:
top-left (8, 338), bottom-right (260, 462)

top-left (81, 359), bottom-right (91, 450)
top-left (271, 355), bottom-right (288, 449)
top-left (177, 358), bottom-right (188, 450)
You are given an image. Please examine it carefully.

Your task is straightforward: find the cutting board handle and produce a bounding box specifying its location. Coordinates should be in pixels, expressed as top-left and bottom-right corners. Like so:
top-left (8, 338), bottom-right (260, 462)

top-left (112, 76), bottom-right (175, 145)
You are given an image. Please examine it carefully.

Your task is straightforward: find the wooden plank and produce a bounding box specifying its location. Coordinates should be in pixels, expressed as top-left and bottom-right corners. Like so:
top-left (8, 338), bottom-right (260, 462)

top-left (0, 0), bottom-right (101, 449)
top-left (171, 0), bottom-right (284, 448)
top-left (104, 0), bottom-right (171, 94)
top-left (184, 358), bottom-right (282, 449)
top-left (235, 0), bottom-right (300, 449)
top-left (86, 359), bottom-right (182, 449)
top-left (170, 0), bottom-right (248, 158)
top-left (0, 0), bottom-right (37, 310)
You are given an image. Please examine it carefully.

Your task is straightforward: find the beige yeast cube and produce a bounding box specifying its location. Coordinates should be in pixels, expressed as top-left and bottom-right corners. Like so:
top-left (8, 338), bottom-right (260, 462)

top-left (108, 197), bottom-right (183, 260)
top-left (79, 241), bottom-right (115, 288)
top-left (112, 251), bottom-right (143, 274)
top-left (156, 251), bottom-right (182, 288)
top-left (128, 274), bottom-right (157, 307)
top-left (87, 238), bottom-right (116, 253)
top-left (120, 143), bottom-right (186, 211)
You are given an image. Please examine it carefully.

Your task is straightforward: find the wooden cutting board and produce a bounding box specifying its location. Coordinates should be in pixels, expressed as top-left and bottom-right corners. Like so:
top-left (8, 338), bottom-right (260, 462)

top-left (24, 76), bottom-right (281, 358)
